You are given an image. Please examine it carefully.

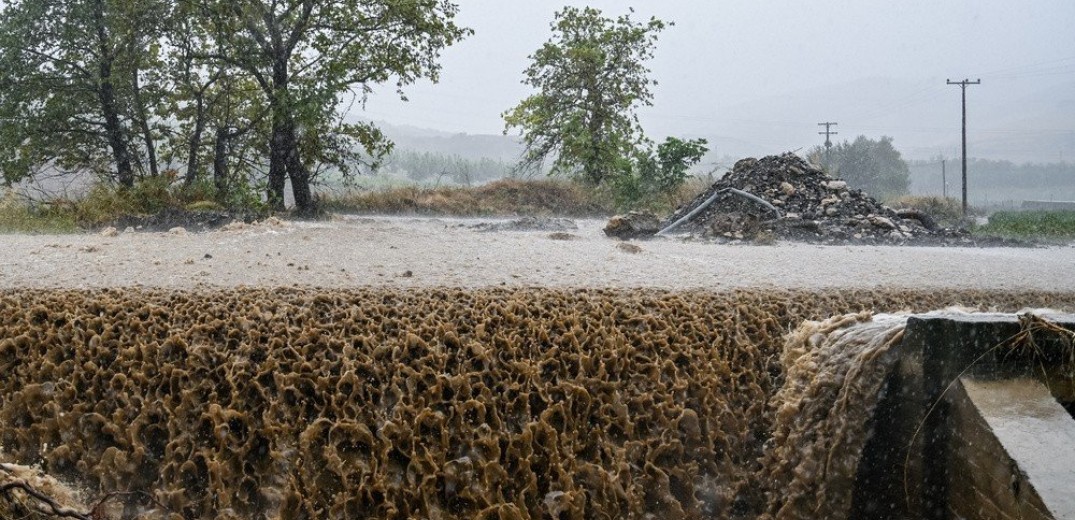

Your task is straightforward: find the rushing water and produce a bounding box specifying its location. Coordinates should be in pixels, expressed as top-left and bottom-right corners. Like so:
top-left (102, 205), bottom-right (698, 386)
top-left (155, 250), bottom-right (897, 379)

top-left (1, 288), bottom-right (1071, 519)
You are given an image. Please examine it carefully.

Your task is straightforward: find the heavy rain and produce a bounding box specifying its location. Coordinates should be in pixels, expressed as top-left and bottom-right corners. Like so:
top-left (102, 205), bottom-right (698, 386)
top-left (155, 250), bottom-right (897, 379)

top-left (1, 1), bottom-right (1073, 518)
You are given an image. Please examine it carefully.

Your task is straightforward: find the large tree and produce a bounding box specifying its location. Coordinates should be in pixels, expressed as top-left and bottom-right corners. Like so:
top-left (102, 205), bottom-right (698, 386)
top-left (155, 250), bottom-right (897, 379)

top-left (809, 135), bottom-right (911, 200)
top-left (503, 7), bottom-right (666, 186)
top-left (193, 0), bottom-right (470, 214)
top-left (159, 2), bottom-right (268, 198)
top-left (0, 0), bottom-right (170, 187)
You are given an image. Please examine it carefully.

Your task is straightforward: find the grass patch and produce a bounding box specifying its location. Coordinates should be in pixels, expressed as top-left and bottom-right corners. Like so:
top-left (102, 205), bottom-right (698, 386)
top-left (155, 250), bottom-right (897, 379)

top-left (322, 178), bottom-right (620, 217)
top-left (3, 174), bottom-right (710, 233)
top-left (975, 210), bottom-right (1075, 240)
top-left (322, 176), bottom-right (714, 218)
top-left (0, 192), bottom-right (78, 233)
top-left (0, 176), bottom-right (257, 233)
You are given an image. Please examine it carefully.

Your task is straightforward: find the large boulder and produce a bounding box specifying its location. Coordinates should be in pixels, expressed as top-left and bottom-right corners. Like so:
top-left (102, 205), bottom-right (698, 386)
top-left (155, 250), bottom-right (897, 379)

top-left (604, 211), bottom-right (661, 239)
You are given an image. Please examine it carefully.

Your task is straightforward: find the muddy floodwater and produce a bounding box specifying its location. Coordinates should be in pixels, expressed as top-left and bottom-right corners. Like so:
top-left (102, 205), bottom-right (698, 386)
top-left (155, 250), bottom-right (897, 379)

top-left (0, 218), bottom-right (1073, 518)
top-left (0, 215), bottom-right (1071, 291)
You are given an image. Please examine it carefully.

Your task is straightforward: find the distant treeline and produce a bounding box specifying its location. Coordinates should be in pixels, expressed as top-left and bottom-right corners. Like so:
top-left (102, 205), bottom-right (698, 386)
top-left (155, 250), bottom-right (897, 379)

top-left (378, 150), bottom-right (529, 186)
top-left (908, 158), bottom-right (1075, 204)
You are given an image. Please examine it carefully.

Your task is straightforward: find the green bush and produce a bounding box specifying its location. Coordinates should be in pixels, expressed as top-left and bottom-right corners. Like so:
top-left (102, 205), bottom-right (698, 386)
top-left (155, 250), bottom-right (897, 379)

top-left (608, 137), bottom-right (709, 211)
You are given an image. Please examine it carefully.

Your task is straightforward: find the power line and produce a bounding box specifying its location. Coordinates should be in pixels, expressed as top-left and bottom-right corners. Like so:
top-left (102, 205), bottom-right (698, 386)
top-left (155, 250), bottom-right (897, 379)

top-left (947, 78), bottom-right (981, 216)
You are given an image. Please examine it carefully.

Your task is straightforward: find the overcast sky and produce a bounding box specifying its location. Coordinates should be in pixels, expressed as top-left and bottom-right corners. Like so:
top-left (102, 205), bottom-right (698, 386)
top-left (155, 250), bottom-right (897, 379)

top-left (361, 0), bottom-right (1075, 160)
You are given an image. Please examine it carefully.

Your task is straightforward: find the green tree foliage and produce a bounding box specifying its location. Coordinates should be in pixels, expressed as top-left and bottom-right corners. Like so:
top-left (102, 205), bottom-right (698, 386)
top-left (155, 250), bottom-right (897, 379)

top-left (1, 0), bottom-right (469, 217)
top-left (192, 0), bottom-right (471, 214)
top-left (503, 7), bottom-right (666, 186)
top-left (808, 135), bottom-right (911, 200)
top-left (612, 137), bottom-right (708, 208)
top-left (0, 0), bottom-right (171, 187)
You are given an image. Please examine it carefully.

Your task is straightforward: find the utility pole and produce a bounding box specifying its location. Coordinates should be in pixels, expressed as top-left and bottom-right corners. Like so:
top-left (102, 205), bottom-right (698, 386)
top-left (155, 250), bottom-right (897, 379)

top-left (818, 122), bottom-right (838, 169)
top-left (947, 78), bottom-right (980, 216)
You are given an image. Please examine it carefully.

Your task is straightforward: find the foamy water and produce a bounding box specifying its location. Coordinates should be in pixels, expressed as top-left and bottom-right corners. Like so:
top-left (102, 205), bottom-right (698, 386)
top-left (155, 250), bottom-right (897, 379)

top-left (2, 287), bottom-right (1072, 518)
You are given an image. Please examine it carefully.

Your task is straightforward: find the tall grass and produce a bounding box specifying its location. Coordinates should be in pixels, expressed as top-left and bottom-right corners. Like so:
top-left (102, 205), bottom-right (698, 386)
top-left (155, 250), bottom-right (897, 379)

top-left (322, 178), bottom-right (620, 217)
top-left (0, 190), bottom-right (78, 233)
top-left (0, 176), bottom-right (237, 233)
top-left (3, 174), bottom-right (711, 233)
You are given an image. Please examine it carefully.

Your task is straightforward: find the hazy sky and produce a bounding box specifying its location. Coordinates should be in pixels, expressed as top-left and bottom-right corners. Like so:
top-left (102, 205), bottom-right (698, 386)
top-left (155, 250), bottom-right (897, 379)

top-left (361, 0), bottom-right (1075, 160)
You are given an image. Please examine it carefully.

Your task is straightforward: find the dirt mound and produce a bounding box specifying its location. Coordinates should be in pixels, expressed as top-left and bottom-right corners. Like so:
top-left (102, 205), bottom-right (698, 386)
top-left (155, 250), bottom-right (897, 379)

top-left (664, 154), bottom-right (993, 245)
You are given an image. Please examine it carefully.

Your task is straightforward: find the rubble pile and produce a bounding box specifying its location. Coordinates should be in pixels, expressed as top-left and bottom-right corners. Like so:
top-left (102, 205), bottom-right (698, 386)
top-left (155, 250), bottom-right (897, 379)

top-left (665, 153), bottom-right (956, 244)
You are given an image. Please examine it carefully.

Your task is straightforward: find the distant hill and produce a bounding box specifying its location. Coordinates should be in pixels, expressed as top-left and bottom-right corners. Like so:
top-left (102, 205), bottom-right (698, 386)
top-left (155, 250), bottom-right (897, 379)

top-left (365, 120), bottom-right (525, 163)
top-left (359, 75), bottom-right (1074, 173)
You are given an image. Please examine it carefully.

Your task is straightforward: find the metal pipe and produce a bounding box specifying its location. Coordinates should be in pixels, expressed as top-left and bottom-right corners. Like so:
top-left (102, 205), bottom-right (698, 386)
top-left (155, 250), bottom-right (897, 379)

top-left (657, 188), bottom-right (781, 236)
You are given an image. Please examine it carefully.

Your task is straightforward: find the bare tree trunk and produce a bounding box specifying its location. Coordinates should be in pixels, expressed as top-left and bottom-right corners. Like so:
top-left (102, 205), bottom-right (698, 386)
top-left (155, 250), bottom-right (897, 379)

top-left (131, 63), bottom-right (158, 178)
top-left (213, 126), bottom-right (229, 196)
top-left (266, 56), bottom-right (290, 210)
top-left (286, 125), bottom-right (314, 216)
top-left (93, 0), bottom-right (133, 187)
top-left (267, 119), bottom-right (289, 210)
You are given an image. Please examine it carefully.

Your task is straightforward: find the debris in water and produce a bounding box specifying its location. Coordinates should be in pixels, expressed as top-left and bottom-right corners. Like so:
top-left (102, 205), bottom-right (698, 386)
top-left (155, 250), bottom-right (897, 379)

top-left (471, 216), bottom-right (577, 232)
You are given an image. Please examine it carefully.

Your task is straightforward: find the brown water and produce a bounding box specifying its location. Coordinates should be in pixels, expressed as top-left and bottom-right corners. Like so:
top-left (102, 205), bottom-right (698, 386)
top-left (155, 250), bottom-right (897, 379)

top-left (755, 313), bottom-right (909, 519)
top-left (1, 288), bottom-right (1072, 519)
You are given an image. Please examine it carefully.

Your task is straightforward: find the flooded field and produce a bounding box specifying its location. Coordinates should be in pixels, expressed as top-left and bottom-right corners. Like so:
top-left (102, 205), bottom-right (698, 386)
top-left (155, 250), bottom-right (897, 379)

top-left (0, 216), bottom-right (1072, 291)
top-left (2, 286), bottom-right (1073, 518)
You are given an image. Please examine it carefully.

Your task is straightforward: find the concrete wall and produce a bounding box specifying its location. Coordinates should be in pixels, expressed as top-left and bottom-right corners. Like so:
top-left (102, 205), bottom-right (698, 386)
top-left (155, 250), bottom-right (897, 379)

top-left (947, 378), bottom-right (1062, 520)
top-left (852, 314), bottom-right (1075, 520)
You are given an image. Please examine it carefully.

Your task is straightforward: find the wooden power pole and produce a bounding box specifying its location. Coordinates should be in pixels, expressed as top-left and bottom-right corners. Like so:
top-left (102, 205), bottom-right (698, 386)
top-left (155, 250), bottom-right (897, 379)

top-left (817, 122), bottom-right (838, 168)
top-left (947, 78), bottom-right (980, 216)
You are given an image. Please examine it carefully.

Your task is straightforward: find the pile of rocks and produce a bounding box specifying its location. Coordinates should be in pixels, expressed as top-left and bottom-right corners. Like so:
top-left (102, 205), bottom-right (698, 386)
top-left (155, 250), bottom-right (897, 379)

top-left (663, 153), bottom-right (959, 244)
